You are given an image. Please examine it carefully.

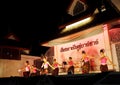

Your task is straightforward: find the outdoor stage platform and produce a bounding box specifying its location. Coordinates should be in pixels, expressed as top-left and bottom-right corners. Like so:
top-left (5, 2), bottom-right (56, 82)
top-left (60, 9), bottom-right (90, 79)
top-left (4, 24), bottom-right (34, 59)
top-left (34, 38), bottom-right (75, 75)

top-left (0, 71), bottom-right (120, 85)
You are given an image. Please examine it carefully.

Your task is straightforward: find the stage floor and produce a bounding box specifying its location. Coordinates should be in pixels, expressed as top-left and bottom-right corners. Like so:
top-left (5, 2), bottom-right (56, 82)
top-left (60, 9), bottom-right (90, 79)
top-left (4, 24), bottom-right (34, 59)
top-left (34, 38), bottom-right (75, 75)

top-left (48, 70), bottom-right (101, 75)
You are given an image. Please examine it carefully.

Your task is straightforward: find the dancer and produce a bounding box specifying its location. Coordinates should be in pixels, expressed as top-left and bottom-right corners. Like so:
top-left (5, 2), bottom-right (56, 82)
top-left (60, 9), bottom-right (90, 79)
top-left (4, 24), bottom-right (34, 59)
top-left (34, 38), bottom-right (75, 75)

top-left (62, 61), bottom-right (67, 72)
top-left (30, 65), bottom-right (37, 76)
top-left (81, 50), bottom-right (91, 74)
top-left (99, 49), bottom-right (115, 73)
top-left (40, 57), bottom-right (54, 75)
top-left (52, 58), bottom-right (60, 76)
top-left (22, 60), bottom-right (31, 77)
top-left (67, 57), bottom-right (75, 75)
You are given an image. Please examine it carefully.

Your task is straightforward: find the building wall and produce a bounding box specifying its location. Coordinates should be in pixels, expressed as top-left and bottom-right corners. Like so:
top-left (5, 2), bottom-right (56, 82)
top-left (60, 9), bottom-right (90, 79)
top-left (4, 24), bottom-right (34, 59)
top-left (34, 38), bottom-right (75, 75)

top-left (109, 27), bottom-right (120, 71)
top-left (0, 54), bottom-right (41, 77)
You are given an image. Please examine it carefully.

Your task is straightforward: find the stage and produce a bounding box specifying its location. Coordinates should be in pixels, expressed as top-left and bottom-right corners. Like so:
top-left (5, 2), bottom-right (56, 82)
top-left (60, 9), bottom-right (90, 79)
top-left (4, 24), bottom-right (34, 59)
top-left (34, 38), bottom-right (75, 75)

top-left (0, 71), bottom-right (119, 85)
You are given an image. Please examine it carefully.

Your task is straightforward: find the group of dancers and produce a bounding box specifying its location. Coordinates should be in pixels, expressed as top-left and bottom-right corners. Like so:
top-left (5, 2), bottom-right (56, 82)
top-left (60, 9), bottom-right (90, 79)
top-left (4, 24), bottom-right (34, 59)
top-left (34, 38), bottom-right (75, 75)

top-left (18, 57), bottom-right (61, 77)
top-left (80, 49), bottom-right (115, 74)
top-left (18, 49), bottom-right (116, 77)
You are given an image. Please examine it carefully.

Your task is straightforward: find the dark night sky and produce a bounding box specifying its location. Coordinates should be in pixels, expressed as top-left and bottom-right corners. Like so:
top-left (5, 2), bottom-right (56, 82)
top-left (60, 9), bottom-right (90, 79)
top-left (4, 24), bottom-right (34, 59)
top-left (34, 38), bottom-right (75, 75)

top-left (1, 0), bottom-right (120, 56)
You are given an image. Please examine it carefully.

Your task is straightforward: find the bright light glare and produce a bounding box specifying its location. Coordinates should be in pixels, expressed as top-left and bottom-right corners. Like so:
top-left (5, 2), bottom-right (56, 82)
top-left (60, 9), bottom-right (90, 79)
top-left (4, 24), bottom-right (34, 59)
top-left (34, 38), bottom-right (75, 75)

top-left (61, 17), bottom-right (93, 33)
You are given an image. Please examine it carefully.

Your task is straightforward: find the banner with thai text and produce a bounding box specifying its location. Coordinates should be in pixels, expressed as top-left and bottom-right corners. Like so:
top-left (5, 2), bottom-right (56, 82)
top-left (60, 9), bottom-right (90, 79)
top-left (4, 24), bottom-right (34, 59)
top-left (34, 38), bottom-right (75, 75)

top-left (54, 33), bottom-right (106, 71)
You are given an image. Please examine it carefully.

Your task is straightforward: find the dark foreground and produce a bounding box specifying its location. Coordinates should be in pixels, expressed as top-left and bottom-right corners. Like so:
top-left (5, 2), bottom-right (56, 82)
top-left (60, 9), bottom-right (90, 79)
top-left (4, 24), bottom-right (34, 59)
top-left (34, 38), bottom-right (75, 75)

top-left (0, 71), bottom-right (120, 85)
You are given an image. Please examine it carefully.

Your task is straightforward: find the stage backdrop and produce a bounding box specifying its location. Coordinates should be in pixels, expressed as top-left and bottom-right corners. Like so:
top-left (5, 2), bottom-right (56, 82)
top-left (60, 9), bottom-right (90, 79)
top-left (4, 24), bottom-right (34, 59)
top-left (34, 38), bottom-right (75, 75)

top-left (54, 32), bottom-right (111, 72)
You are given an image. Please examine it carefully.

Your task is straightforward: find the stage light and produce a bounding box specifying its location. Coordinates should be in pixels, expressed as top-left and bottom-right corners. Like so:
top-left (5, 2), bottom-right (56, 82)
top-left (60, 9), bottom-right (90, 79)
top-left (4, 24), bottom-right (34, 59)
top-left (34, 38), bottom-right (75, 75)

top-left (61, 16), bottom-right (94, 33)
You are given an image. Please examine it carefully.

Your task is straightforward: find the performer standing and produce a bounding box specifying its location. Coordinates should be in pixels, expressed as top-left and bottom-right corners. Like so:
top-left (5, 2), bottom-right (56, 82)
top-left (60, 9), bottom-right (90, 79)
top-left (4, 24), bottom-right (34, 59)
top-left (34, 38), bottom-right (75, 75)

top-left (40, 57), bottom-right (54, 75)
top-left (30, 65), bottom-right (37, 76)
top-left (52, 58), bottom-right (60, 76)
top-left (81, 50), bottom-right (90, 74)
top-left (99, 49), bottom-right (115, 73)
top-left (67, 57), bottom-right (75, 75)
top-left (23, 60), bottom-right (31, 77)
